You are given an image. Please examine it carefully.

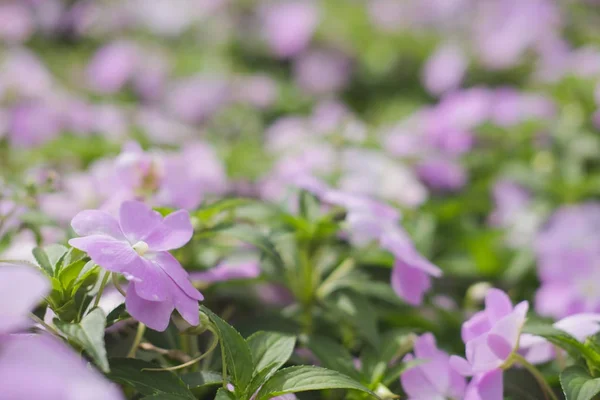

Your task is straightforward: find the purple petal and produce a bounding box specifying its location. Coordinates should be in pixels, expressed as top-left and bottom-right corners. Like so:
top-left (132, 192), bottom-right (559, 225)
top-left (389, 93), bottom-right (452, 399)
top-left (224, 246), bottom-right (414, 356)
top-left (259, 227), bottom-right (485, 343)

top-left (462, 311), bottom-right (492, 343)
top-left (68, 236), bottom-right (137, 273)
top-left (190, 260), bottom-right (260, 283)
top-left (126, 283), bottom-right (174, 331)
top-left (487, 334), bottom-right (513, 360)
top-left (118, 201), bottom-right (162, 243)
top-left (485, 289), bottom-right (513, 323)
top-left (449, 355), bottom-right (473, 376)
top-left (465, 334), bottom-right (503, 373)
top-left (0, 265), bottom-right (49, 334)
top-left (554, 313), bottom-right (600, 341)
top-left (70, 209), bottom-right (125, 240)
top-left (400, 354), bottom-right (443, 399)
top-left (128, 257), bottom-right (172, 302)
top-left (149, 252), bottom-right (203, 301)
top-left (474, 370), bottom-right (503, 400)
top-left (172, 288), bottom-right (200, 327)
top-left (143, 210), bottom-right (193, 251)
top-left (0, 334), bottom-right (124, 399)
top-left (448, 367), bottom-right (468, 399)
top-left (391, 260), bottom-right (432, 306)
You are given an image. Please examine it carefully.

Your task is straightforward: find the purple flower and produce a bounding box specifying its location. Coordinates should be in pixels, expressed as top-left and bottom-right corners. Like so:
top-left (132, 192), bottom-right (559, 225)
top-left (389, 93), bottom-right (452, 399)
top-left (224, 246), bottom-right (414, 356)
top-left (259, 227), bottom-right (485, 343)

top-left (422, 43), bottom-right (467, 96)
top-left (68, 201), bottom-right (203, 331)
top-left (0, 334), bottom-right (123, 400)
top-left (463, 369), bottom-right (503, 400)
top-left (450, 289), bottom-right (529, 376)
top-left (293, 49), bottom-right (352, 95)
top-left (191, 259), bottom-right (261, 283)
top-left (401, 333), bottom-right (466, 399)
top-left (0, 3), bottom-right (33, 43)
top-left (8, 102), bottom-right (62, 148)
top-left (0, 264), bottom-right (49, 335)
top-left (534, 204), bottom-right (600, 318)
top-left (86, 41), bottom-right (139, 93)
top-left (519, 313), bottom-right (600, 364)
top-left (417, 158), bottom-right (467, 191)
top-left (165, 75), bottom-right (230, 123)
top-left (260, 1), bottom-right (319, 59)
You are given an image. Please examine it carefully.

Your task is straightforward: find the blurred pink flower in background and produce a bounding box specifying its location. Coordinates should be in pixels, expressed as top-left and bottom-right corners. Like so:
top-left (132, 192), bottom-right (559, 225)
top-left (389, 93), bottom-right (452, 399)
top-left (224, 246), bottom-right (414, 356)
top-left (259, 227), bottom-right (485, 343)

top-left (422, 43), bottom-right (468, 96)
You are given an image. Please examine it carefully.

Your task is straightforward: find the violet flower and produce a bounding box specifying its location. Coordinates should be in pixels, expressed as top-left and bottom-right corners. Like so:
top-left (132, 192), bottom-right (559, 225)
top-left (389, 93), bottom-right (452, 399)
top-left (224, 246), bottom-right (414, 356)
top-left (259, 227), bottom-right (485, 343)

top-left (191, 259), bottom-right (261, 283)
top-left (422, 43), bottom-right (467, 96)
top-left (86, 41), bottom-right (139, 94)
top-left (401, 333), bottom-right (466, 399)
top-left (450, 288), bottom-right (529, 379)
top-left (0, 3), bottom-right (33, 43)
top-left (0, 265), bottom-right (123, 399)
top-left (68, 200), bottom-right (203, 331)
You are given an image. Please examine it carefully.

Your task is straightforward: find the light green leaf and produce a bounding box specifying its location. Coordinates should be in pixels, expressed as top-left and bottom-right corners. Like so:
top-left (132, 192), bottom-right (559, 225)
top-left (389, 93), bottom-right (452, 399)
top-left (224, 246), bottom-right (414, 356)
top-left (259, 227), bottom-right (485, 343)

top-left (200, 306), bottom-right (254, 394)
top-left (523, 322), bottom-right (600, 367)
top-left (32, 247), bottom-right (53, 275)
top-left (255, 366), bottom-right (379, 400)
top-left (217, 225), bottom-right (285, 270)
top-left (33, 245), bottom-right (69, 276)
top-left (108, 358), bottom-right (195, 399)
top-left (246, 331), bottom-right (296, 396)
top-left (561, 366), bottom-right (600, 400)
top-left (328, 291), bottom-right (380, 347)
top-left (54, 308), bottom-right (109, 372)
top-left (196, 198), bottom-right (257, 222)
top-left (306, 336), bottom-right (362, 381)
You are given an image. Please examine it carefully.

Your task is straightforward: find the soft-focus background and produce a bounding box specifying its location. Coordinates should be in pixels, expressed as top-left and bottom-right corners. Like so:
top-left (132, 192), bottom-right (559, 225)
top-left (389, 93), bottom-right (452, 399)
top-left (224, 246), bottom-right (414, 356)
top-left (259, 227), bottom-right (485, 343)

top-left (2, 0), bottom-right (600, 394)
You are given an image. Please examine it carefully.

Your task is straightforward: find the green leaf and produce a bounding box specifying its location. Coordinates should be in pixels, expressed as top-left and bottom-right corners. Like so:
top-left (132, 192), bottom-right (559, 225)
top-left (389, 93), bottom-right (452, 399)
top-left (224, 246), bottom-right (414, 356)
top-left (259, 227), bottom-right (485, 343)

top-left (54, 308), bottom-right (110, 373)
top-left (246, 332), bottom-right (296, 396)
top-left (523, 322), bottom-right (600, 367)
top-left (361, 329), bottom-right (415, 385)
top-left (255, 366), bottom-right (379, 400)
top-left (59, 260), bottom-right (98, 295)
top-left (298, 190), bottom-right (321, 222)
top-left (382, 359), bottom-right (425, 386)
top-left (306, 336), bottom-right (362, 381)
top-left (106, 303), bottom-right (129, 327)
top-left (215, 388), bottom-right (236, 400)
top-left (328, 291), bottom-right (380, 347)
top-left (196, 198), bottom-right (257, 222)
top-left (560, 366), bottom-right (600, 400)
top-left (200, 306), bottom-right (254, 394)
top-left (181, 371), bottom-right (223, 393)
top-left (33, 245), bottom-right (69, 276)
top-left (108, 358), bottom-right (195, 399)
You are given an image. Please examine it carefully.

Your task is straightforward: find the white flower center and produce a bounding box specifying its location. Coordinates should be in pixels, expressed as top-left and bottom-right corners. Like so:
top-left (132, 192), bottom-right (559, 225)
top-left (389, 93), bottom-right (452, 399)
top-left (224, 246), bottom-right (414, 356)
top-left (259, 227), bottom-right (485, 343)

top-left (132, 241), bottom-right (149, 256)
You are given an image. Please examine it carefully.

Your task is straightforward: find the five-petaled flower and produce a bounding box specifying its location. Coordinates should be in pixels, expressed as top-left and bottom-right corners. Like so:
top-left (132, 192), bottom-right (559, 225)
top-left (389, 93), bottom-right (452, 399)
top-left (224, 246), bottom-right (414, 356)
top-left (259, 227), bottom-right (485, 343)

top-left (69, 200), bottom-right (203, 331)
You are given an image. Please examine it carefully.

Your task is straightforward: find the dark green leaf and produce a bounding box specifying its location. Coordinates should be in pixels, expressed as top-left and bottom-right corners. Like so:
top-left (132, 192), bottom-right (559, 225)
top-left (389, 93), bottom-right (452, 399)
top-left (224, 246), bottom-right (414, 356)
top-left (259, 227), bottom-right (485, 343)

top-left (328, 291), bottom-right (379, 347)
top-left (215, 388), bottom-right (236, 400)
top-left (106, 304), bottom-right (129, 327)
top-left (306, 336), bottom-right (362, 381)
top-left (200, 306), bottom-right (254, 394)
top-left (561, 366), bottom-right (600, 400)
top-left (181, 371), bottom-right (223, 393)
top-left (54, 308), bottom-right (110, 372)
top-left (108, 358), bottom-right (195, 399)
top-left (255, 366), bottom-right (378, 400)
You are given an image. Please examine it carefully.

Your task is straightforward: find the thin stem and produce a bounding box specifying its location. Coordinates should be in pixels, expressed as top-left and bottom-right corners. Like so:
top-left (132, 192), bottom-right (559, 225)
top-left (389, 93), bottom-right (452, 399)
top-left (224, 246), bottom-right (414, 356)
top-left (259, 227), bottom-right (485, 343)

top-left (0, 259), bottom-right (40, 268)
top-left (92, 271), bottom-right (111, 309)
top-left (143, 331), bottom-right (219, 372)
top-left (127, 323), bottom-right (146, 358)
top-left (30, 313), bottom-right (60, 336)
top-left (221, 335), bottom-right (227, 389)
top-left (511, 353), bottom-right (559, 400)
top-left (112, 273), bottom-right (127, 296)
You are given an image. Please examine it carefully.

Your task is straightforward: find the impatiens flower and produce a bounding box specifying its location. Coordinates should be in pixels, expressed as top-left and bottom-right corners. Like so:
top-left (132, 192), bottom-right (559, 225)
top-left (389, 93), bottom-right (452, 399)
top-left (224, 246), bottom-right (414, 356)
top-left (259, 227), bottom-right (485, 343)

top-left (86, 41), bottom-right (139, 93)
top-left (191, 259), bottom-right (261, 283)
top-left (519, 313), bottom-right (600, 364)
top-left (422, 43), bottom-right (467, 96)
top-left (401, 333), bottom-right (466, 399)
top-left (0, 264), bottom-right (49, 334)
top-left (0, 334), bottom-right (124, 400)
top-left (0, 265), bottom-right (123, 399)
top-left (463, 369), bottom-right (503, 400)
top-left (69, 200), bottom-right (203, 331)
top-left (450, 288), bottom-right (529, 379)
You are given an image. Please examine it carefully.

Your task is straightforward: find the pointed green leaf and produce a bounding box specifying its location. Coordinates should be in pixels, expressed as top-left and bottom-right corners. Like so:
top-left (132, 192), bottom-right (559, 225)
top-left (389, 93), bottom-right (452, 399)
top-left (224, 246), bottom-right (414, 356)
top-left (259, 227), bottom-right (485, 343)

top-left (255, 366), bottom-right (378, 400)
top-left (246, 331), bottom-right (296, 395)
top-left (33, 245), bottom-right (69, 276)
top-left (200, 306), bottom-right (254, 394)
top-left (215, 387), bottom-right (236, 400)
top-left (108, 358), bottom-right (194, 399)
top-left (328, 291), bottom-right (380, 347)
top-left (33, 247), bottom-right (53, 275)
top-left (217, 225), bottom-right (285, 270)
top-left (54, 308), bottom-right (110, 372)
top-left (561, 366), bottom-right (600, 400)
top-left (181, 371), bottom-right (223, 393)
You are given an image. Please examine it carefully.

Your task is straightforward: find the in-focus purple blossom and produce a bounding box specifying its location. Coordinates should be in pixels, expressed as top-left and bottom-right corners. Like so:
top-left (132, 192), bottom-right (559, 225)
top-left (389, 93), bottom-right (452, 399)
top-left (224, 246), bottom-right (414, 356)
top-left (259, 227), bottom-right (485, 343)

top-left (69, 200), bottom-right (203, 331)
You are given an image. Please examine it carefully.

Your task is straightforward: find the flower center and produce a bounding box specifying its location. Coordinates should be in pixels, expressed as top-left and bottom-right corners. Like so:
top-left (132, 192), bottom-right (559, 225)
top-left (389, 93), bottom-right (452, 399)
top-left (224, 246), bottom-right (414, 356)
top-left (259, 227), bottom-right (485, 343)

top-left (132, 241), bottom-right (149, 256)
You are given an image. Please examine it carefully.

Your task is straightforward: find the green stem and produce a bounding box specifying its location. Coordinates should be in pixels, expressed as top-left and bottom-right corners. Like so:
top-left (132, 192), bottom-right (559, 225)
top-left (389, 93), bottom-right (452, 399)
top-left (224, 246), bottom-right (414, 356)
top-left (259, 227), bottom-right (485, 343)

top-left (144, 329), bottom-right (219, 372)
top-left (92, 271), bottom-right (110, 309)
top-left (30, 313), bottom-right (60, 336)
top-left (112, 273), bottom-right (127, 297)
top-left (511, 353), bottom-right (559, 400)
top-left (221, 332), bottom-right (227, 389)
top-left (127, 322), bottom-right (146, 358)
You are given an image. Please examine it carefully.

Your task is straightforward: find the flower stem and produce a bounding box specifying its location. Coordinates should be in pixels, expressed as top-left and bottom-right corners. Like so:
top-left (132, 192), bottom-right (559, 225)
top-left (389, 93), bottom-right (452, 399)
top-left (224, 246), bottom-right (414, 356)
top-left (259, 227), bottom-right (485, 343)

top-left (30, 313), bottom-right (60, 336)
top-left (112, 273), bottom-right (127, 297)
top-left (92, 270), bottom-right (111, 309)
top-left (511, 353), bottom-right (559, 400)
top-left (127, 322), bottom-right (146, 358)
top-left (143, 330), bottom-right (219, 372)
